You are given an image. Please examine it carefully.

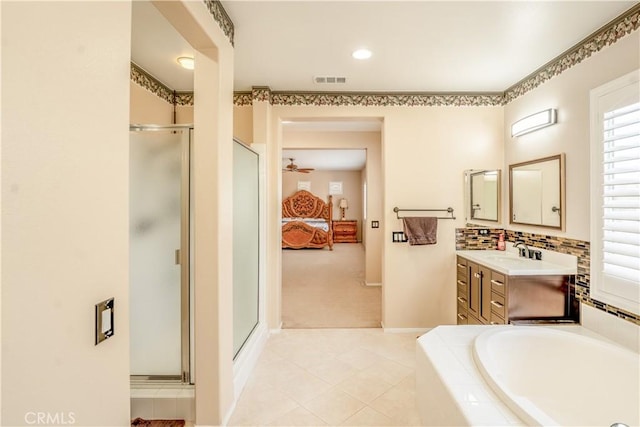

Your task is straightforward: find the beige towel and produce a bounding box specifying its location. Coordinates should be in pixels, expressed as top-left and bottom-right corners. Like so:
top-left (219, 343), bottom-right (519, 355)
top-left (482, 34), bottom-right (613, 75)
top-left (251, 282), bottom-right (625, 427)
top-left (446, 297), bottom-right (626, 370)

top-left (402, 217), bottom-right (438, 245)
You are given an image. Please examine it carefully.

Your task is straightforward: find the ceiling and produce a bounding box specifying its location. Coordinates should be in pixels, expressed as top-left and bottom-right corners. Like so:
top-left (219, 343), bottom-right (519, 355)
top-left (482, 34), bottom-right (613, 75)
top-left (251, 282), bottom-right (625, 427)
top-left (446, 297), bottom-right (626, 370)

top-left (282, 149), bottom-right (367, 171)
top-left (130, 1), bottom-right (636, 93)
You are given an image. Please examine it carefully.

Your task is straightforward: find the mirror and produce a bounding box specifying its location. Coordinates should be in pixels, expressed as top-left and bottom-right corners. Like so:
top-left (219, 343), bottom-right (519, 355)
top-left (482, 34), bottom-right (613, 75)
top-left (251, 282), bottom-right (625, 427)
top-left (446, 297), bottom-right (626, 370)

top-left (464, 169), bottom-right (501, 222)
top-left (509, 154), bottom-right (565, 230)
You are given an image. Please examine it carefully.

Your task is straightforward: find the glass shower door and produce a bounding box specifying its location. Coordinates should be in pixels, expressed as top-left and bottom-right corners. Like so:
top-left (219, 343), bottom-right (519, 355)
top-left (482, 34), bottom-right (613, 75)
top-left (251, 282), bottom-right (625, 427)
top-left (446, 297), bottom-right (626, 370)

top-left (129, 127), bottom-right (190, 379)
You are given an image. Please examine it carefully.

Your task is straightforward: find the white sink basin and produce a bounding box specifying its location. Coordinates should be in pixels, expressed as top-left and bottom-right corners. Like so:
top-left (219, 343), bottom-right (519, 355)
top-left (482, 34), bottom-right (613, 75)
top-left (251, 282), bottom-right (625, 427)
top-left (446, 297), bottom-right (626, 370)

top-left (456, 250), bottom-right (577, 276)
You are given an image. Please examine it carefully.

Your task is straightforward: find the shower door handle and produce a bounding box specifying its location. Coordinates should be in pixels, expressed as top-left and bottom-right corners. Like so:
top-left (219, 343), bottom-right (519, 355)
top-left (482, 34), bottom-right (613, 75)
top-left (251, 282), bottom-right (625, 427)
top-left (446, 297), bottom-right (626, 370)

top-left (175, 249), bottom-right (181, 265)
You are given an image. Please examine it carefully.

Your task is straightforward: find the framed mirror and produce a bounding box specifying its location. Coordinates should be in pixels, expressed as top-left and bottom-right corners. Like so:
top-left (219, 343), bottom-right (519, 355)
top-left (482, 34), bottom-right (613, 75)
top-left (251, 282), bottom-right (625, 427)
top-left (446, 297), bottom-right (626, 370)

top-left (509, 154), bottom-right (565, 230)
top-left (464, 170), bottom-right (501, 222)
top-left (464, 169), bottom-right (502, 222)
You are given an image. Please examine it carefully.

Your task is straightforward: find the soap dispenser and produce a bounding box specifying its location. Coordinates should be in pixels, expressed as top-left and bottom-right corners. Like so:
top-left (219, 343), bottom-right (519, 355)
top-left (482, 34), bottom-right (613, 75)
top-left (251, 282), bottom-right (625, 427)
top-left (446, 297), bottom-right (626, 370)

top-left (497, 233), bottom-right (506, 251)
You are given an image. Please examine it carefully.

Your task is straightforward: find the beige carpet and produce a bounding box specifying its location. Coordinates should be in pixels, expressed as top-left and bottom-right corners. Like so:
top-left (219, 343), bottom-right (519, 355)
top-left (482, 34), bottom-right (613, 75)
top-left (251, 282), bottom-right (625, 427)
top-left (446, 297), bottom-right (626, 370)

top-left (282, 243), bottom-right (381, 328)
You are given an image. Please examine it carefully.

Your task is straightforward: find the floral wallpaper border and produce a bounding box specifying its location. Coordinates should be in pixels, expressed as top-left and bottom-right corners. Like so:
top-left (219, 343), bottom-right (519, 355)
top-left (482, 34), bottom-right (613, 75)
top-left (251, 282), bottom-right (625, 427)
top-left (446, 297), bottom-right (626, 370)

top-left (203, 0), bottom-right (234, 47)
top-left (131, 62), bottom-right (174, 105)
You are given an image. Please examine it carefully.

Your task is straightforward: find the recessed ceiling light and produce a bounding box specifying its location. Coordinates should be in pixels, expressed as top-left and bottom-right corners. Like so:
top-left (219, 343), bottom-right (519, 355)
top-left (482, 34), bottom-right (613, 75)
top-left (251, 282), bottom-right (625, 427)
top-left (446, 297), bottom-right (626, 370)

top-left (177, 56), bottom-right (194, 70)
top-left (352, 49), bottom-right (372, 60)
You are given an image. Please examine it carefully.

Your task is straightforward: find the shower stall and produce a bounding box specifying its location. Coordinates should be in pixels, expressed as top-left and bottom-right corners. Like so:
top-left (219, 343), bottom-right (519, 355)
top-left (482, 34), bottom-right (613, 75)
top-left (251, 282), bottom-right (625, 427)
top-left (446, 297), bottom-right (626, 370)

top-left (129, 125), bottom-right (192, 383)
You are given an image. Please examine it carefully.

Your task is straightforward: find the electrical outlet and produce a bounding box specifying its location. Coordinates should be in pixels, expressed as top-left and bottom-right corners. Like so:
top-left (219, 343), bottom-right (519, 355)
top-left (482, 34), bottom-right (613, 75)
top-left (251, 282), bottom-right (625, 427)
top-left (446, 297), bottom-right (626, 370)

top-left (371, 220), bottom-right (379, 228)
top-left (478, 229), bottom-right (490, 235)
top-left (392, 231), bottom-right (408, 242)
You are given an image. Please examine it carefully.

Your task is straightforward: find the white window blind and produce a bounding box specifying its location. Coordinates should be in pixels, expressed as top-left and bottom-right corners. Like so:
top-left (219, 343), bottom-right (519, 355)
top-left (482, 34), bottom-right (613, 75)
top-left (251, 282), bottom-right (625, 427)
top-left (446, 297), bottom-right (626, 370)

top-left (602, 102), bottom-right (640, 283)
top-left (590, 70), bottom-right (640, 315)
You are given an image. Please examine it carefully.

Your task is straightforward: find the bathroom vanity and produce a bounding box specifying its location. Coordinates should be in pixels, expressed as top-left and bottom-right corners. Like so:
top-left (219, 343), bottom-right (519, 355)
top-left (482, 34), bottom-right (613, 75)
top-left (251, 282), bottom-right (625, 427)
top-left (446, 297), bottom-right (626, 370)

top-left (455, 249), bottom-right (577, 325)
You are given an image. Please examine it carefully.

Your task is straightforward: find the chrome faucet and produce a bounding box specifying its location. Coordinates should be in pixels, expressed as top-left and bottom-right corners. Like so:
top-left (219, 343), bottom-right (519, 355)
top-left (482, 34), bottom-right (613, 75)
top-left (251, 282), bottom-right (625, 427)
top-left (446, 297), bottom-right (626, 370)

top-left (514, 240), bottom-right (530, 258)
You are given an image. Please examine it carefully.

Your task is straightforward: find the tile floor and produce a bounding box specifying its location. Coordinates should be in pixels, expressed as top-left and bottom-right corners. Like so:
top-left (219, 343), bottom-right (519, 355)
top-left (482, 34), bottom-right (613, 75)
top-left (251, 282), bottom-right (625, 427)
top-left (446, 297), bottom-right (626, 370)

top-left (227, 328), bottom-right (421, 426)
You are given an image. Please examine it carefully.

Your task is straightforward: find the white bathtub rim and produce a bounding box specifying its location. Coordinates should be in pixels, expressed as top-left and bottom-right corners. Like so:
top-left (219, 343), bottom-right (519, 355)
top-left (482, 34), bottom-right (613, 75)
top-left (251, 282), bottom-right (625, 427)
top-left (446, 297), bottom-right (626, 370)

top-left (472, 327), bottom-right (560, 426)
top-left (473, 326), bottom-right (637, 427)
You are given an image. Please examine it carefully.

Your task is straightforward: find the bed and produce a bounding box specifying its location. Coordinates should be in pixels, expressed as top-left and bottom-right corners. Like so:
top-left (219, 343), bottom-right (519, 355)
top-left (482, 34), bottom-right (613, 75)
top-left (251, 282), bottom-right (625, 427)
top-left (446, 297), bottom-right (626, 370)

top-left (282, 190), bottom-right (333, 250)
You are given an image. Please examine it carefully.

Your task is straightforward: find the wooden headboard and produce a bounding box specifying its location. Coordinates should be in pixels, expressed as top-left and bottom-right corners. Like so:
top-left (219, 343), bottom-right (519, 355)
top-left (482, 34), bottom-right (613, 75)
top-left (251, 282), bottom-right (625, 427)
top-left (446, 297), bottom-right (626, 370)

top-left (282, 190), bottom-right (333, 220)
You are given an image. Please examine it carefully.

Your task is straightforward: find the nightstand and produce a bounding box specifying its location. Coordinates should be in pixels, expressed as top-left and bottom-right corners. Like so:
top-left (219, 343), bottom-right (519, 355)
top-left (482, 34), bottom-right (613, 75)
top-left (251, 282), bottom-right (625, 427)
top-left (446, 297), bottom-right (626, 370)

top-left (333, 220), bottom-right (358, 243)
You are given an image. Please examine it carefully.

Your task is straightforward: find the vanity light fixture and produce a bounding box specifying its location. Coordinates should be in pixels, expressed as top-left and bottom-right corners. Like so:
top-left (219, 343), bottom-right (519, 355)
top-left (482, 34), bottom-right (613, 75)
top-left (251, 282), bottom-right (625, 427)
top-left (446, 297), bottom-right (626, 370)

top-left (352, 48), bottom-right (372, 60)
top-left (177, 56), bottom-right (195, 70)
top-left (511, 108), bottom-right (557, 137)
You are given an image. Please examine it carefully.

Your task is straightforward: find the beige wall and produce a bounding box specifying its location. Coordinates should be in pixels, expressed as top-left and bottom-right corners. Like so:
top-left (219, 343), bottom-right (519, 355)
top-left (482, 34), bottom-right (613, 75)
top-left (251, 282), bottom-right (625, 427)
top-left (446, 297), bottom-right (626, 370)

top-left (130, 81), bottom-right (173, 124)
top-left (1, 2), bottom-right (132, 425)
top-left (504, 31), bottom-right (640, 241)
top-left (282, 170), bottom-right (364, 240)
top-left (130, 83), bottom-right (194, 125)
top-left (234, 105), bottom-right (254, 144)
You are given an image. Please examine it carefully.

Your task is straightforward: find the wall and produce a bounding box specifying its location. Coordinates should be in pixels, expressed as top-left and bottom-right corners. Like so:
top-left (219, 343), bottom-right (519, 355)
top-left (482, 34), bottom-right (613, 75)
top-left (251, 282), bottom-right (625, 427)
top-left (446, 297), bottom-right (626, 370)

top-left (234, 105), bottom-right (253, 144)
top-left (130, 81), bottom-right (174, 124)
top-left (503, 30), bottom-right (640, 324)
top-left (1, 2), bottom-right (132, 425)
top-left (130, 81), bottom-right (194, 125)
top-left (282, 170), bottom-right (364, 240)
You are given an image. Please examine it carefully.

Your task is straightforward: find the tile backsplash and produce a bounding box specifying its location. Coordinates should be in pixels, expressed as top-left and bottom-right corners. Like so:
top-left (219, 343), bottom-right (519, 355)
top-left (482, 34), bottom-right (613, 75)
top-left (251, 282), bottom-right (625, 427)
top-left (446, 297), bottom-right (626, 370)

top-left (455, 226), bottom-right (640, 326)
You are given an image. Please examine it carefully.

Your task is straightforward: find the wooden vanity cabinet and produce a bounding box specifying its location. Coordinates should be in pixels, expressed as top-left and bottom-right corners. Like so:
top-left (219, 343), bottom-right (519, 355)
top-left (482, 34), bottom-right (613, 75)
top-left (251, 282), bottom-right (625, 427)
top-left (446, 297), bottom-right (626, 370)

top-left (456, 255), bottom-right (572, 325)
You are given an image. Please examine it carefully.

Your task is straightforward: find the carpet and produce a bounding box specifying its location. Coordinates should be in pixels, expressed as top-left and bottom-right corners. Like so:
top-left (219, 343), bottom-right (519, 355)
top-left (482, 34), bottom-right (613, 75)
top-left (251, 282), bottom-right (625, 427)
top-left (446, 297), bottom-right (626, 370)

top-left (282, 243), bottom-right (381, 328)
top-left (131, 418), bottom-right (185, 427)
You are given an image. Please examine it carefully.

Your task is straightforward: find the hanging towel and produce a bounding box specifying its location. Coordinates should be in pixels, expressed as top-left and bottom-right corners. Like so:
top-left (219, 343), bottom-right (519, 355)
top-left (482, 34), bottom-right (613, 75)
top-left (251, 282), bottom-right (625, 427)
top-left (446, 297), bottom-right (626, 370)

top-left (402, 217), bottom-right (438, 245)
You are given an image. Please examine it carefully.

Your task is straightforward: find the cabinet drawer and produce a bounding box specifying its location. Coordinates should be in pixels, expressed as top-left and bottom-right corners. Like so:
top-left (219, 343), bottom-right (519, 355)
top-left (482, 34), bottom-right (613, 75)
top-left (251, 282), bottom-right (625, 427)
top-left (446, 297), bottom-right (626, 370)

top-left (490, 272), bottom-right (506, 295)
top-left (490, 311), bottom-right (506, 325)
top-left (456, 288), bottom-right (468, 307)
top-left (456, 257), bottom-right (467, 277)
top-left (456, 275), bottom-right (467, 293)
top-left (490, 292), bottom-right (506, 318)
top-left (467, 314), bottom-right (482, 325)
top-left (457, 310), bottom-right (468, 325)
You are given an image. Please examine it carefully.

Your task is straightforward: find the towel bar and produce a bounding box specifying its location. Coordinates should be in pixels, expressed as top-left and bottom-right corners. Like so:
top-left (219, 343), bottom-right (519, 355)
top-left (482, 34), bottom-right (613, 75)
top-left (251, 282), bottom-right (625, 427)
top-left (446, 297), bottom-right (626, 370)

top-left (393, 207), bottom-right (456, 220)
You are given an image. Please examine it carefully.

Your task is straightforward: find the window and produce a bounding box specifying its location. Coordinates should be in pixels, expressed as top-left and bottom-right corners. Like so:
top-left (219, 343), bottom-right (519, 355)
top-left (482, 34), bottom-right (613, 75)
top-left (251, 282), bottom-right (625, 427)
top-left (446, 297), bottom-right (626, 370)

top-left (590, 69), bottom-right (640, 315)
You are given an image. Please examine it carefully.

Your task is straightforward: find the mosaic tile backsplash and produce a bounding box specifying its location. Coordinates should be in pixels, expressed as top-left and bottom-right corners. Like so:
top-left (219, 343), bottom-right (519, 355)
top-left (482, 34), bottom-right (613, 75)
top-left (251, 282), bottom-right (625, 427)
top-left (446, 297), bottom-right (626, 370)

top-left (456, 226), bottom-right (640, 326)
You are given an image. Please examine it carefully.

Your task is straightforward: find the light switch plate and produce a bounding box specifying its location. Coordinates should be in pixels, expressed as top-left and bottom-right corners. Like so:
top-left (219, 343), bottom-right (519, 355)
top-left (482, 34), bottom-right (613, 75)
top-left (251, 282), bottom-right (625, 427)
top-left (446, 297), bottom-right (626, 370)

top-left (95, 297), bottom-right (114, 345)
top-left (372, 220), bottom-right (380, 228)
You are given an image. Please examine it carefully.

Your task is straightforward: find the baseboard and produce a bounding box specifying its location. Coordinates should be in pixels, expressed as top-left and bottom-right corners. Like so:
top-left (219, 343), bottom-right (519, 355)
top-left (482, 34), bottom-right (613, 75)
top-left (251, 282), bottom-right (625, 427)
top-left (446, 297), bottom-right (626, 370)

top-left (365, 282), bottom-right (382, 287)
top-left (381, 322), bottom-right (431, 335)
top-left (232, 323), bottom-right (269, 400)
top-left (270, 321), bottom-right (283, 334)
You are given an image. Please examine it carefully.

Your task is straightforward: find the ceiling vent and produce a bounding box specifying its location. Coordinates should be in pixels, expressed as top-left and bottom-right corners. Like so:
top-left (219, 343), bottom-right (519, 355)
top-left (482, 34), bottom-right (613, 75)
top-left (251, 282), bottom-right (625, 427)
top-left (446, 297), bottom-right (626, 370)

top-left (314, 76), bottom-right (347, 84)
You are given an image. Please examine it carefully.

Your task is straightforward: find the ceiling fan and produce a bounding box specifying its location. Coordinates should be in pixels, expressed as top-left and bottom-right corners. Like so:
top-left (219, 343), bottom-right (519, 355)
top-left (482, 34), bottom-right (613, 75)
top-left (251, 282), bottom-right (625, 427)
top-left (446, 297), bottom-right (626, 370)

top-left (282, 158), bottom-right (315, 173)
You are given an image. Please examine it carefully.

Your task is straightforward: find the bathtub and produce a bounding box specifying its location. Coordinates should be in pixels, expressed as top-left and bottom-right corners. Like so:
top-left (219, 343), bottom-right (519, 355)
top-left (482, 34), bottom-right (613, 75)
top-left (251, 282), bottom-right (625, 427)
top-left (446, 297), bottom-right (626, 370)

top-left (474, 327), bottom-right (639, 427)
top-left (416, 325), bottom-right (640, 426)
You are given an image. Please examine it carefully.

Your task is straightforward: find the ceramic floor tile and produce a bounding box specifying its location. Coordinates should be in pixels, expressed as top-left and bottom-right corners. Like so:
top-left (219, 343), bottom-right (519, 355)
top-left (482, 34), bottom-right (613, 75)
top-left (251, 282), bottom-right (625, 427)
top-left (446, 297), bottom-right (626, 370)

top-left (229, 384), bottom-right (299, 426)
top-left (368, 381), bottom-right (416, 421)
top-left (336, 373), bottom-right (394, 403)
top-left (303, 388), bottom-right (366, 426)
top-left (340, 406), bottom-right (394, 426)
top-left (358, 358), bottom-right (413, 385)
top-left (275, 369), bottom-right (333, 404)
top-left (267, 406), bottom-right (328, 426)
top-left (304, 358), bottom-right (359, 385)
top-left (335, 347), bottom-right (386, 370)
